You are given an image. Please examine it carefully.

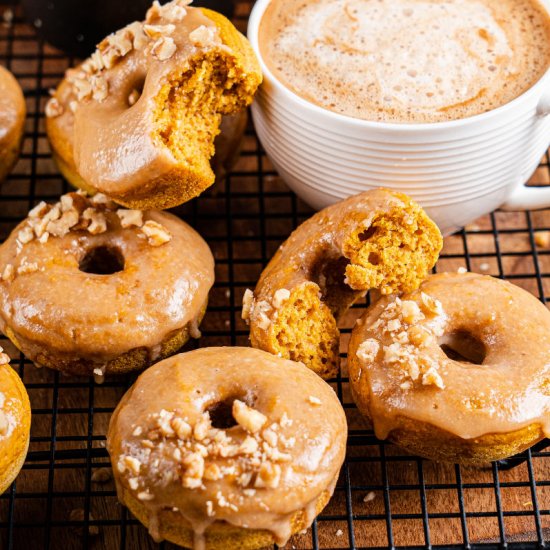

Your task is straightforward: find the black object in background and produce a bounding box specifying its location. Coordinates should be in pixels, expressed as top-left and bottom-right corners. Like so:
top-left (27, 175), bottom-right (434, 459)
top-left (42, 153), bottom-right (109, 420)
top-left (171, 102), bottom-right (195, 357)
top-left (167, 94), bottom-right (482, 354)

top-left (21, 0), bottom-right (235, 58)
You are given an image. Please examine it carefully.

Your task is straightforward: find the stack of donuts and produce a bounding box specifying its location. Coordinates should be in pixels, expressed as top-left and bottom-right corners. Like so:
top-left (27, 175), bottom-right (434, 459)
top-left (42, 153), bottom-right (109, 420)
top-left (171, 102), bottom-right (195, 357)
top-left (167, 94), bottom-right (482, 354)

top-left (0, 1), bottom-right (548, 549)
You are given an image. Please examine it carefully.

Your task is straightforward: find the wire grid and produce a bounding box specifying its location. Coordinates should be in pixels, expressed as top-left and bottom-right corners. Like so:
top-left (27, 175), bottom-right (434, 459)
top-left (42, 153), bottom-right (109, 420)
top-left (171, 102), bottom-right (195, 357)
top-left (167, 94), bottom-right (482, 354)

top-left (0, 2), bottom-right (549, 549)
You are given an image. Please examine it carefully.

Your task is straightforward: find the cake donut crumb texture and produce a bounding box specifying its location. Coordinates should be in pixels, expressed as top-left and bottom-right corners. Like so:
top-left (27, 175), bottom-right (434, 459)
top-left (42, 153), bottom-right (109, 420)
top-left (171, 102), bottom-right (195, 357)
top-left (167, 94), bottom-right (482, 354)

top-left (0, 191), bottom-right (214, 378)
top-left (348, 272), bottom-right (550, 464)
top-left (0, 347), bottom-right (31, 494)
top-left (244, 189), bottom-right (442, 379)
top-left (45, 0), bottom-right (262, 209)
top-left (107, 347), bottom-right (347, 549)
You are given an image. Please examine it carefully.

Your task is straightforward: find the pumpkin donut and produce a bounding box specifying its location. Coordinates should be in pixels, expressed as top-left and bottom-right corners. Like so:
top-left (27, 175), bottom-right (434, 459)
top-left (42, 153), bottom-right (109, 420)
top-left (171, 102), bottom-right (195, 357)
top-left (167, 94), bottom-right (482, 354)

top-left (107, 347), bottom-right (347, 549)
top-left (348, 272), bottom-right (550, 465)
top-left (0, 347), bottom-right (31, 494)
top-left (0, 192), bottom-right (214, 380)
top-left (0, 66), bottom-right (26, 183)
top-left (243, 189), bottom-right (442, 379)
top-left (45, 0), bottom-right (262, 209)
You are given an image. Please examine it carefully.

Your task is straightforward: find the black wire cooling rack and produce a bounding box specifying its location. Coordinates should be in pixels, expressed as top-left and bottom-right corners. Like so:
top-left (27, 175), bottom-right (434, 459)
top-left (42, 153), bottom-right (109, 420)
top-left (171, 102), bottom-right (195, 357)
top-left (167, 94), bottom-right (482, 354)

top-left (0, 2), bottom-right (549, 549)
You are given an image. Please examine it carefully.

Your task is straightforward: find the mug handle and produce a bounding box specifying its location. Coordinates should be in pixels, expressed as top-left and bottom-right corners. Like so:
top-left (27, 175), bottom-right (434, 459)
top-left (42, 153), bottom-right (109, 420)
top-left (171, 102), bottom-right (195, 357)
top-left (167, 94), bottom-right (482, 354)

top-left (501, 89), bottom-right (550, 211)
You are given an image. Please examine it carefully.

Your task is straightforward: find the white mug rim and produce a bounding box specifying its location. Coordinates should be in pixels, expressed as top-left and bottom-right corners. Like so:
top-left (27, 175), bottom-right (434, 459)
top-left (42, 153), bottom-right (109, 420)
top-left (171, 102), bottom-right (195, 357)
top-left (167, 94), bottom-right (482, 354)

top-left (248, 0), bottom-right (550, 133)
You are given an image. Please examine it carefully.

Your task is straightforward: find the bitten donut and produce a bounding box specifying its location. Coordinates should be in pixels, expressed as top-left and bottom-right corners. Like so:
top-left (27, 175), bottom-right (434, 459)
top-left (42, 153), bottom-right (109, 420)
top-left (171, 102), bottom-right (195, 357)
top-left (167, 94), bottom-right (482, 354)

top-left (0, 66), bottom-right (26, 183)
top-left (0, 347), bottom-right (31, 494)
top-left (0, 192), bottom-right (214, 380)
top-left (243, 189), bottom-right (442, 379)
top-left (45, 0), bottom-right (261, 209)
top-left (107, 347), bottom-right (347, 549)
top-left (348, 272), bottom-right (550, 465)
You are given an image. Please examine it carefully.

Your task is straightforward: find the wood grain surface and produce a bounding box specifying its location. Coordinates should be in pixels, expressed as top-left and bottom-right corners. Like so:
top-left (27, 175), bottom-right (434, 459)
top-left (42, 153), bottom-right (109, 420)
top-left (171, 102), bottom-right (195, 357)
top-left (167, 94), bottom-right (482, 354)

top-left (0, 2), bottom-right (549, 549)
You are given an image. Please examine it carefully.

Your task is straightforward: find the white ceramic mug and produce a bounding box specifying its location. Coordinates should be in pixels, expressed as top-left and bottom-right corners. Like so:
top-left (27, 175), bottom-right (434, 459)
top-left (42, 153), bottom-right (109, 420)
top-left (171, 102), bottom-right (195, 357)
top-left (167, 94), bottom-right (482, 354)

top-left (248, 0), bottom-right (550, 235)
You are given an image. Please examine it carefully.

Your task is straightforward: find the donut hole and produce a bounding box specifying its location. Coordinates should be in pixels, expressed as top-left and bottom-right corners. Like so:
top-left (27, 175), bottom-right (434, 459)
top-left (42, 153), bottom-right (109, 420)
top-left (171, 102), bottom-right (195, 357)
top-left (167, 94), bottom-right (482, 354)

top-left (439, 330), bottom-right (486, 365)
top-left (79, 246), bottom-right (125, 275)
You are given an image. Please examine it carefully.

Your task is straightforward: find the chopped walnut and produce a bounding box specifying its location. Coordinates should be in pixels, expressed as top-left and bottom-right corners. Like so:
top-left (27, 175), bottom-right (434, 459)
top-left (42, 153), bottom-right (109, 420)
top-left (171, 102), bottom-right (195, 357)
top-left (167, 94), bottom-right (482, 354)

top-left (45, 97), bottom-right (64, 118)
top-left (203, 463), bottom-right (221, 481)
top-left (189, 24), bottom-right (217, 47)
top-left (420, 292), bottom-right (444, 316)
top-left (386, 318), bottom-right (401, 333)
top-left (1, 264), bottom-right (14, 282)
top-left (91, 75), bottom-right (109, 102)
top-left (0, 348), bottom-right (9, 365)
top-left (422, 366), bottom-right (445, 389)
top-left (171, 417), bottom-right (192, 439)
top-left (254, 462), bottom-right (281, 489)
top-left (17, 262), bottom-right (39, 275)
top-left (356, 338), bottom-right (379, 362)
top-left (151, 36), bottom-right (177, 60)
top-left (73, 77), bottom-right (93, 101)
top-left (82, 209), bottom-right (107, 235)
top-left (241, 288), bottom-right (254, 322)
top-left (117, 209), bottom-right (144, 228)
top-left (123, 455), bottom-right (141, 475)
top-left (272, 288), bottom-right (291, 309)
top-left (193, 414), bottom-right (211, 441)
top-left (17, 226), bottom-right (34, 244)
top-left (143, 23), bottom-right (176, 38)
top-left (238, 435), bottom-right (259, 455)
top-left (46, 209), bottom-right (80, 237)
top-left (400, 300), bottom-right (425, 324)
top-left (147, 0), bottom-right (189, 22)
top-left (181, 452), bottom-right (205, 489)
top-left (206, 500), bottom-right (215, 517)
top-left (141, 220), bottom-right (172, 246)
top-left (29, 201), bottom-right (48, 219)
top-left (232, 400), bottom-right (267, 433)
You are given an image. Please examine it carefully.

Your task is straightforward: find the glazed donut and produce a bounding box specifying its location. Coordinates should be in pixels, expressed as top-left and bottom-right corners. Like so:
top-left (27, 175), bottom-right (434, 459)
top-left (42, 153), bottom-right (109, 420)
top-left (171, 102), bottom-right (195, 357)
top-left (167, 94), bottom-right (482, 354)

top-left (348, 272), bottom-right (550, 464)
top-left (107, 347), bottom-right (347, 549)
top-left (0, 66), bottom-right (26, 183)
top-left (243, 189), bottom-right (442, 379)
top-left (0, 192), bottom-right (214, 380)
top-left (45, 0), bottom-right (262, 209)
top-left (0, 347), bottom-right (31, 494)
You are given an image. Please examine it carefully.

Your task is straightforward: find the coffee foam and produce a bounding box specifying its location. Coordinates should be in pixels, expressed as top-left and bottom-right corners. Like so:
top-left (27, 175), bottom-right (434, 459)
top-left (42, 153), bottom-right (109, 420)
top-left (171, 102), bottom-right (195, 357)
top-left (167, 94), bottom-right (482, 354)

top-left (259, 0), bottom-right (550, 123)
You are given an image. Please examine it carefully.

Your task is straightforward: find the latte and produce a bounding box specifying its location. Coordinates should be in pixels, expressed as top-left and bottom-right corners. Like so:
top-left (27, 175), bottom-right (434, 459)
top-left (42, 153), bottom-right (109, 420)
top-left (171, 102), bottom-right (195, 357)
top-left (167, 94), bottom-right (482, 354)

top-left (259, 0), bottom-right (550, 123)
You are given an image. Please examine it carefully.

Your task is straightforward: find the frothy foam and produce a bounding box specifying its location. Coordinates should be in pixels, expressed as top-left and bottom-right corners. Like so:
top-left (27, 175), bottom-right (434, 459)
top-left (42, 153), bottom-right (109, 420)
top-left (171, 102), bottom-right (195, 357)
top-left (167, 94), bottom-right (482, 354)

top-left (259, 0), bottom-right (550, 123)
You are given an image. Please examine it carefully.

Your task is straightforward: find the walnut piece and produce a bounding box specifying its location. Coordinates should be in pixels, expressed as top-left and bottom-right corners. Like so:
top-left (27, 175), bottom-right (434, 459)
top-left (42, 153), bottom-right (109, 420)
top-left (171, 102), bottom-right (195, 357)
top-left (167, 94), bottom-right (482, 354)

top-left (232, 400), bottom-right (267, 433)
top-left (272, 288), bottom-right (291, 309)
top-left (356, 338), bottom-right (379, 362)
top-left (117, 209), bottom-right (144, 228)
top-left (45, 97), bottom-right (64, 118)
top-left (151, 36), bottom-right (177, 60)
top-left (241, 289), bottom-right (254, 322)
top-left (189, 24), bottom-right (217, 47)
top-left (141, 220), bottom-right (172, 246)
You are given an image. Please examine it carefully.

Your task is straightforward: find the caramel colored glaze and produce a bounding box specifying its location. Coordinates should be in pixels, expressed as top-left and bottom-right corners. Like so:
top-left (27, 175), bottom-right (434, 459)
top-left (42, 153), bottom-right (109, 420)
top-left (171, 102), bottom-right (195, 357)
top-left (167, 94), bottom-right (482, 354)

top-left (0, 208), bottom-right (214, 375)
top-left (348, 273), bottom-right (550, 457)
top-left (246, 189), bottom-right (442, 379)
top-left (0, 363), bottom-right (31, 494)
top-left (46, 4), bottom-right (261, 208)
top-left (107, 347), bottom-right (347, 548)
top-left (0, 66), bottom-right (26, 182)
